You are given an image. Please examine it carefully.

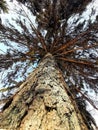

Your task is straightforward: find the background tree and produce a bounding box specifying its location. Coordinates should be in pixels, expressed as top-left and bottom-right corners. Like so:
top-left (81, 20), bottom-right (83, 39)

top-left (0, 0), bottom-right (98, 129)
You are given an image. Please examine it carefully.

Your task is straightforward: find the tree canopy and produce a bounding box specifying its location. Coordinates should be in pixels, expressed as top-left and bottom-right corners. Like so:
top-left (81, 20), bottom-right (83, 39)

top-left (0, 0), bottom-right (98, 129)
top-left (0, 0), bottom-right (8, 13)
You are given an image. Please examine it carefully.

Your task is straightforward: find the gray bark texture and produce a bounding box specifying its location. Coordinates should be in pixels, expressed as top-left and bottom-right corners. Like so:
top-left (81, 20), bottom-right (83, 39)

top-left (0, 53), bottom-right (88, 130)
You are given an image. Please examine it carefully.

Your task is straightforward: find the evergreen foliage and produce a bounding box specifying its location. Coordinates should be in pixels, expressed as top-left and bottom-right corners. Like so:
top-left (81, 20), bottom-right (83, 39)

top-left (0, 0), bottom-right (8, 13)
top-left (0, 0), bottom-right (98, 129)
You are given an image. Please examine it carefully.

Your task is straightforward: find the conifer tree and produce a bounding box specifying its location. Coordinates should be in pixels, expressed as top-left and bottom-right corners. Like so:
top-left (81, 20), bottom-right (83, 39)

top-left (0, 0), bottom-right (98, 129)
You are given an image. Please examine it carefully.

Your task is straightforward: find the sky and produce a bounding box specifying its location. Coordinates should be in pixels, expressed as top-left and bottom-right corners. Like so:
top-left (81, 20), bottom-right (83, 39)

top-left (0, 0), bottom-right (98, 128)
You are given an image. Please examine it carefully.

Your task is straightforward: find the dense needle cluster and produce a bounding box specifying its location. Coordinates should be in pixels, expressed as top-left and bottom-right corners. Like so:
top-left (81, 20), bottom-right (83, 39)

top-left (0, 0), bottom-right (98, 129)
top-left (0, 0), bottom-right (8, 13)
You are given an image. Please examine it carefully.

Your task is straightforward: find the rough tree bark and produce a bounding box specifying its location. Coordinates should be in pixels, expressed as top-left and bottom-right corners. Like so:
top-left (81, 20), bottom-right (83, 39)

top-left (0, 53), bottom-right (88, 130)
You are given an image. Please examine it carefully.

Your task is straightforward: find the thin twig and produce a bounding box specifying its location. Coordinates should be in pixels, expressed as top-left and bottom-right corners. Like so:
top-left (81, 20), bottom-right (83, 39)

top-left (53, 30), bottom-right (91, 54)
top-left (57, 57), bottom-right (95, 67)
top-left (75, 87), bottom-right (98, 110)
top-left (20, 5), bottom-right (47, 53)
top-left (54, 44), bottom-right (98, 56)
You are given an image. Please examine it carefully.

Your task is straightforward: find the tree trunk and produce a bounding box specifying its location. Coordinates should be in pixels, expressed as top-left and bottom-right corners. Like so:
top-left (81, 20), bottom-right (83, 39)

top-left (0, 53), bottom-right (88, 130)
